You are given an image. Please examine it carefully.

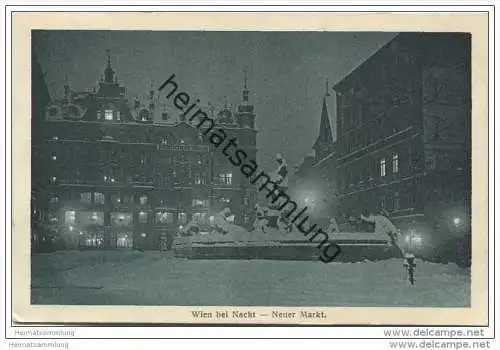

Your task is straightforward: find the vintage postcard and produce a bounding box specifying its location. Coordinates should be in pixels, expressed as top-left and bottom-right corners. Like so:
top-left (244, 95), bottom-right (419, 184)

top-left (11, 11), bottom-right (489, 325)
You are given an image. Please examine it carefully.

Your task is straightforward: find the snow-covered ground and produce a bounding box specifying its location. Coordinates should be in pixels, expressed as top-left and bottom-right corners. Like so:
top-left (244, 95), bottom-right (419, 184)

top-left (31, 251), bottom-right (470, 307)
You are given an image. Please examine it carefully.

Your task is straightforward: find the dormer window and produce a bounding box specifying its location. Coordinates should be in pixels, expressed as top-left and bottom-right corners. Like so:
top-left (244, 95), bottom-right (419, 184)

top-left (139, 109), bottom-right (149, 121)
top-left (104, 110), bottom-right (113, 120)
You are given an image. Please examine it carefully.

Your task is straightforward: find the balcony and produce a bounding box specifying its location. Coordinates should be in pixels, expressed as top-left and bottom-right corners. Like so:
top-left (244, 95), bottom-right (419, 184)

top-left (157, 144), bottom-right (209, 152)
top-left (111, 202), bottom-right (136, 211)
top-left (58, 179), bottom-right (126, 188)
top-left (99, 136), bottom-right (119, 143)
top-left (57, 178), bottom-right (155, 189)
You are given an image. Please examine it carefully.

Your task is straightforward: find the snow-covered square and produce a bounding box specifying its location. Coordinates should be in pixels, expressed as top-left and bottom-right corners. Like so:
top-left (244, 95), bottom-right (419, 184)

top-left (31, 251), bottom-right (470, 307)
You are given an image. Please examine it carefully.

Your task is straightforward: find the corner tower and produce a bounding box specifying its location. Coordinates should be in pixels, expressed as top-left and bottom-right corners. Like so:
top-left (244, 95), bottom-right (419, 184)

top-left (313, 81), bottom-right (335, 162)
top-left (236, 70), bottom-right (255, 129)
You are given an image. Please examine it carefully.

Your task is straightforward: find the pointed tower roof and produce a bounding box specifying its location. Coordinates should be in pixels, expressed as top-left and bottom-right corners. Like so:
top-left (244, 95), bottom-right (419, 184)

top-left (237, 69), bottom-right (254, 114)
top-left (104, 49), bottom-right (115, 83)
top-left (96, 49), bottom-right (125, 97)
top-left (242, 70), bottom-right (249, 104)
top-left (313, 96), bottom-right (334, 149)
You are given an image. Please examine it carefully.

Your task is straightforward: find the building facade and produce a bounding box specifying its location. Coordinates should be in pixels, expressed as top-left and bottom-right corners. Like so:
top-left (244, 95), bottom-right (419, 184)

top-left (333, 33), bottom-right (471, 236)
top-left (32, 52), bottom-right (258, 250)
top-left (31, 52), bottom-right (52, 252)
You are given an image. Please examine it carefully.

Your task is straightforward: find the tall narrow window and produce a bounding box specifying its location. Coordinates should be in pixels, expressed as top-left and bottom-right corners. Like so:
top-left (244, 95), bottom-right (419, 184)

top-left (392, 154), bottom-right (399, 173)
top-left (178, 212), bottom-right (187, 224)
top-left (394, 192), bottom-right (400, 210)
top-left (380, 196), bottom-right (386, 210)
top-left (194, 173), bottom-right (201, 185)
top-left (408, 147), bottom-right (413, 170)
top-left (138, 211), bottom-right (148, 224)
top-left (104, 110), bottom-right (113, 121)
top-left (380, 158), bottom-right (386, 177)
top-left (65, 211), bottom-right (76, 224)
top-left (426, 153), bottom-right (436, 170)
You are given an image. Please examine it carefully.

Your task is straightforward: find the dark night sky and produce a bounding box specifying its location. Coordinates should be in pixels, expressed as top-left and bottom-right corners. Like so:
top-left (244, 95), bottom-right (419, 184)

top-left (33, 30), bottom-right (396, 172)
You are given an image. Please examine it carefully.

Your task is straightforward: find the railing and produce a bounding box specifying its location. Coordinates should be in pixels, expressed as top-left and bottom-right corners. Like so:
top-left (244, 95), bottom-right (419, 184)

top-left (57, 179), bottom-right (155, 188)
top-left (112, 202), bottom-right (136, 210)
top-left (131, 181), bottom-right (154, 187)
top-left (58, 179), bottom-right (110, 186)
top-left (157, 144), bottom-right (209, 152)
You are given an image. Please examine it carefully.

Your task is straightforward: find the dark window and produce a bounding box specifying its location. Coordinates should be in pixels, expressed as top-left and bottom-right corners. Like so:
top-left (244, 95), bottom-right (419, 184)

top-left (394, 192), bottom-right (400, 210)
top-left (425, 154), bottom-right (436, 170)
top-left (380, 196), bottom-right (386, 210)
top-left (409, 193), bottom-right (416, 207)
